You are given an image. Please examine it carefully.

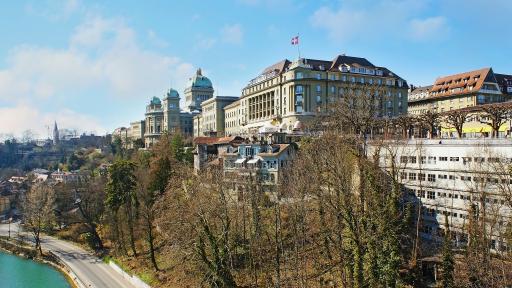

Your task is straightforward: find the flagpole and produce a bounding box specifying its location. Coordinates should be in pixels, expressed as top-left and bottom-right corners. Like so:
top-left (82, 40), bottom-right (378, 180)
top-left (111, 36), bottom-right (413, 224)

top-left (297, 32), bottom-right (301, 59)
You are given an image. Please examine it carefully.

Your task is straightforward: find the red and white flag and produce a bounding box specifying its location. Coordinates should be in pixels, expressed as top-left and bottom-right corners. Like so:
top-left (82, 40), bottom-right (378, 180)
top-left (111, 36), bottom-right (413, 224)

top-left (291, 36), bottom-right (299, 45)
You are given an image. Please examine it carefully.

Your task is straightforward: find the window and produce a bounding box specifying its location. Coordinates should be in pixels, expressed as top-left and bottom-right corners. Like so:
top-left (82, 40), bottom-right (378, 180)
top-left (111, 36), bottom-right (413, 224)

top-left (418, 173), bottom-right (426, 181)
top-left (296, 72), bottom-right (303, 79)
top-left (409, 156), bottom-right (417, 164)
top-left (330, 86), bottom-right (335, 93)
top-left (316, 95), bottom-right (321, 103)
top-left (400, 156), bottom-right (408, 163)
top-left (427, 191), bottom-right (436, 199)
top-left (316, 85), bottom-right (321, 93)
top-left (428, 156), bottom-right (436, 164)
top-left (438, 174), bottom-right (447, 179)
top-left (449, 157), bottom-right (459, 162)
top-left (416, 190), bottom-right (425, 198)
top-left (342, 75), bottom-right (347, 81)
top-left (474, 157), bottom-right (485, 163)
top-left (449, 175), bottom-right (455, 180)
top-left (360, 77), bottom-right (365, 84)
top-left (461, 176), bottom-right (472, 181)
top-left (428, 174), bottom-right (436, 182)
top-left (409, 173), bottom-right (417, 180)
top-left (400, 172), bottom-right (407, 180)
top-left (296, 85), bottom-right (304, 93)
top-left (420, 156), bottom-right (426, 164)
top-left (439, 157), bottom-right (448, 161)
top-left (316, 73), bottom-right (321, 80)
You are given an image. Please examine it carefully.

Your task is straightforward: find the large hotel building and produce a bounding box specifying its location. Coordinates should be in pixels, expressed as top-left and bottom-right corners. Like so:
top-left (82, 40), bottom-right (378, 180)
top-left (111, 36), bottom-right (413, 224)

top-left (222, 54), bottom-right (409, 137)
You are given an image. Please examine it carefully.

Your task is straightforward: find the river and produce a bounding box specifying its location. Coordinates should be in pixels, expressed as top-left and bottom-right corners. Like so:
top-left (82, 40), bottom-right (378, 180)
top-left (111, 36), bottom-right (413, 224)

top-left (0, 251), bottom-right (71, 288)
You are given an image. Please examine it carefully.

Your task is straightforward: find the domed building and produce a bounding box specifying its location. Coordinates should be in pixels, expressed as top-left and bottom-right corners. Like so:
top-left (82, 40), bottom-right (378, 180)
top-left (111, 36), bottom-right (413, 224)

top-left (184, 68), bottom-right (214, 112)
top-left (144, 96), bottom-right (164, 147)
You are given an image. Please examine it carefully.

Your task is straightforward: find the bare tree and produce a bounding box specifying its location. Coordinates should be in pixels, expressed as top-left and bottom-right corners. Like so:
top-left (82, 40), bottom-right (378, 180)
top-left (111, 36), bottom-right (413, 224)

top-left (21, 183), bottom-right (56, 255)
top-left (443, 109), bottom-right (471, 138)
top-left (479, 103), bottom-right (512, 138)
top-left (418, 110), bottom-right (441, 139)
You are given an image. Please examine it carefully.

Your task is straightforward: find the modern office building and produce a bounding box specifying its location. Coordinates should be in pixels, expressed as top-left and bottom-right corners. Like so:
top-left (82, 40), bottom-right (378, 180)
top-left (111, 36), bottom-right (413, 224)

top-left (226, 54), bottom-right (408, 137)
top-left (371, 139), bottom-right (512, 251)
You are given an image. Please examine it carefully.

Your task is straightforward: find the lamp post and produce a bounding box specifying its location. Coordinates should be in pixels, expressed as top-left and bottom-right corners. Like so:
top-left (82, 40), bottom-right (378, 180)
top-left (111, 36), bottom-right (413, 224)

top-left (8, 217), bottom-right (12, 239)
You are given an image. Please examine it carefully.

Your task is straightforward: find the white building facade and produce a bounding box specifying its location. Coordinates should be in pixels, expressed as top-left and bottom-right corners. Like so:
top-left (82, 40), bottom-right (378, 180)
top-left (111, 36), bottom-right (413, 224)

top-left (371, 139), bottom-right (512, 251)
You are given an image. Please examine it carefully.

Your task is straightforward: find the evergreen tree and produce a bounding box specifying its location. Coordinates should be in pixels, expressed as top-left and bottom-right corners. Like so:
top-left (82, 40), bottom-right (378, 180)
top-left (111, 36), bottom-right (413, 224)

top-left (441, 215), bottom-right (454, 288)
top-left (105, 159), bottom-right (138, 255)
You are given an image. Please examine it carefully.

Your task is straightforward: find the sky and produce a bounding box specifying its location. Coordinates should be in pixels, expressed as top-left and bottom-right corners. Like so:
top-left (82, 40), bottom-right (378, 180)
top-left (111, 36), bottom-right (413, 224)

top-left (0, 0), bottom-right (511, 139)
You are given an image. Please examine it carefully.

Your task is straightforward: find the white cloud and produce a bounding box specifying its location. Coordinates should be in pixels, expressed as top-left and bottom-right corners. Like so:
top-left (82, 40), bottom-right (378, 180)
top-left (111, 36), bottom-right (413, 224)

top-left (0, 16), bottom-right (195, 102)
top-left (310, 1), bottom-right (448, 43)
top-left (0, 15), bottom-right (196, 136)
top-left (147, 29), bottom-right (169, 48)
top-left (0, 104), bottom-right (105, 138)
top-left (410, 16), bottom-right (448, 41)
top-left (25, 0), bottom-right (82, 21)
top-left (221, 24), bottom-right (244, 44)
top-left (310, 7), bottom-right (367, 41)
top-left (195, 36), bottom-right (217, 50)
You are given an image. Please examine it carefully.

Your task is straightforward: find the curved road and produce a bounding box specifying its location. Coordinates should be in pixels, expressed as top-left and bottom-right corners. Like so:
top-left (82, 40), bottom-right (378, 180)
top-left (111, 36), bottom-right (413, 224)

top-left (0, 223), bottom-right (137, 288)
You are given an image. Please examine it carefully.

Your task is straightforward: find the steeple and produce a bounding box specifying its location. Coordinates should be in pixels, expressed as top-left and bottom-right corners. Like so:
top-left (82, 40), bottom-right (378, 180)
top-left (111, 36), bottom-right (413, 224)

top-left (53, 121), bottom-right (59, 145)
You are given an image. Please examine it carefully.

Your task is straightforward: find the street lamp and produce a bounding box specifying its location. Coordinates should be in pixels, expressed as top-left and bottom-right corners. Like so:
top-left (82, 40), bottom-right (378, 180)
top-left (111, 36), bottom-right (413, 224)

top-left (8, 217), bottom-right (12, 239)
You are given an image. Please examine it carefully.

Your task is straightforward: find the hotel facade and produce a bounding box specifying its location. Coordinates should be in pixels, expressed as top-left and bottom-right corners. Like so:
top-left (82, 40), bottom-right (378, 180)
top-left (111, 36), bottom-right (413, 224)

top-left (221, 55), bottom-right (409, 137)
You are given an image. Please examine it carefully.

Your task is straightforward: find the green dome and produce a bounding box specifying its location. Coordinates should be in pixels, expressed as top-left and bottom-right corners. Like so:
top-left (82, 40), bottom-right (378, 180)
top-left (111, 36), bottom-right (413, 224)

top-left (150, 96), bottom-right (161, 105)
top-left (166, 88), bottom-right (179, 98)
top-left (189, 68), bottom-right (213, 88)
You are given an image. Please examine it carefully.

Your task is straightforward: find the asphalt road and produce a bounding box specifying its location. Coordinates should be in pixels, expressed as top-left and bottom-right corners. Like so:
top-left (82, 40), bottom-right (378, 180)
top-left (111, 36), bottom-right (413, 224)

top-left (0, 223), bottom-right (138, 288)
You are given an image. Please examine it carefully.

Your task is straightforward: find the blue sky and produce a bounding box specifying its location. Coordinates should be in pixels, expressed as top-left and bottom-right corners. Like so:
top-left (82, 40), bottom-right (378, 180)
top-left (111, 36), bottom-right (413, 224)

top-left (0, 0), bottom-right (511, 138)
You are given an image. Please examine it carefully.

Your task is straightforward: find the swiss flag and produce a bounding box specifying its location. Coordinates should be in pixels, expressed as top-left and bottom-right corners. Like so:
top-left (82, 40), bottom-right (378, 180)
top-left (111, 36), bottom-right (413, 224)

top-left (291, 36), bottom-right (299, 45)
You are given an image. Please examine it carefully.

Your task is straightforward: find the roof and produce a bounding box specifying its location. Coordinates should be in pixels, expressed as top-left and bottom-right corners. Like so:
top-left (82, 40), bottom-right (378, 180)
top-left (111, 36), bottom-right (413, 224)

top-left (188, 68), bottom-right (213, 88)
top-left (329, 55), bottom-right (375, 71)
top-left (224, 100), bottom-right (241, 110)
top-left (494, 73), bottom-right (512, 95)
top-left (193, 136), bottom-right (244, 145)
top-left (164, 88), bottom-right (179, 99)
top-left (201, 96), bottom-right (239, 106)
top-left (494, 73), bottom-right (512, 84)
top-left (430, 67), bottom-right (493, 98)
top-left (262, 59), bottom-right (291, 74)
top-left (257, 144), bottom-right (292, 157)
top-left (410, 85), bottom-right (433, 94)
top-left (250, 55), bottom-right (406, 89)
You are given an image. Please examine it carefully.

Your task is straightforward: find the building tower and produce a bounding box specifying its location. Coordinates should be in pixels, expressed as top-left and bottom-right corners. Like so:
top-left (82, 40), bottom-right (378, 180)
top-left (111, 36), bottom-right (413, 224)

top-left (184, 68), bottom-right (214, 112)
top-left (144, 97), bottom-right (164, 148)
top-left (162, 88), bottom-right (181, 134)
top-left (53, 121), bottom-right (59, 145)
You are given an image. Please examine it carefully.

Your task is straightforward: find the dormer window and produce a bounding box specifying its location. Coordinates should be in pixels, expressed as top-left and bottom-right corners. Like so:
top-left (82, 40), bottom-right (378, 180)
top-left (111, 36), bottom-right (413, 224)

top-left (339, 65), bottom-right (349, 72)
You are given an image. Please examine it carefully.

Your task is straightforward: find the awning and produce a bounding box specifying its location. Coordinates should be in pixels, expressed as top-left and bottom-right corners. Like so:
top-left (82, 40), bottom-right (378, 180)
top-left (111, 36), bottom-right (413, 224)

top-left (247, 158), bottom-right (260, 164)
top-left (235, 158), bottom-right (246, 164)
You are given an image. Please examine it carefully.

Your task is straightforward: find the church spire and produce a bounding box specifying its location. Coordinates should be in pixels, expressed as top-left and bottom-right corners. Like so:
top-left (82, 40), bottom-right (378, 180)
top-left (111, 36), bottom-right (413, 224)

top-left (53, 121), bottom-right (59, 145)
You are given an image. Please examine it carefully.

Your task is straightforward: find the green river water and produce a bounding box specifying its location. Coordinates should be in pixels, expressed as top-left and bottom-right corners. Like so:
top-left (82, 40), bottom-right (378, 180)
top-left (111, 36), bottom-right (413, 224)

top-left (0, 251), bottom-right (70, 288)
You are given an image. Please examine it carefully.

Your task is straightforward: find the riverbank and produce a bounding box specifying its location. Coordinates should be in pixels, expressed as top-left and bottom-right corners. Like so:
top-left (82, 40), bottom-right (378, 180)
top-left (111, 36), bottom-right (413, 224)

top-left (0, 236), bottom-right (78, 288)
